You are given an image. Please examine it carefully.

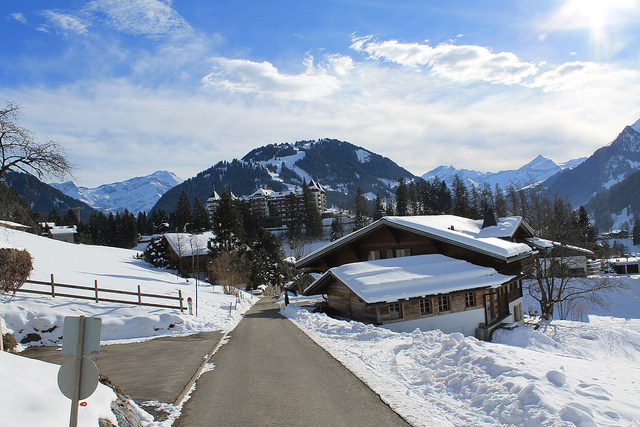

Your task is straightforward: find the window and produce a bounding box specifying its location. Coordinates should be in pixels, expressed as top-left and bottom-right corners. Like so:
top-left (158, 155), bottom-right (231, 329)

top-left (420, 298), bottom-right (431, 315)
top-left (465, 292), bottom-right (476, 307)
top-left (386, 249), bottom-right (394, 258)
top-left (389, 303), bottom-right (403, 320)
top-left (438, 295), bottom-right (450, 312)
top-left (395, 249), bottom-right (411, 257)
top-left (367, 250), bottom-right (380, 261)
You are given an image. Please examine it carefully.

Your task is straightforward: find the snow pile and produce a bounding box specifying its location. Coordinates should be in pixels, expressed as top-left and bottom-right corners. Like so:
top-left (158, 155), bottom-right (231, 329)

top-left (282, 305), bottom-right (640, 426)
top-left (0, 227), bottom-right (257, 346)
top-left (0, 350), bottom-right (119, 426)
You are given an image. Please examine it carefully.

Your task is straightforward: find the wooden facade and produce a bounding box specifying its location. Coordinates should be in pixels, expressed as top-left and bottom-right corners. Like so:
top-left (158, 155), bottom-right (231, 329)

top-left (300, 215), bottom-right (534, 339)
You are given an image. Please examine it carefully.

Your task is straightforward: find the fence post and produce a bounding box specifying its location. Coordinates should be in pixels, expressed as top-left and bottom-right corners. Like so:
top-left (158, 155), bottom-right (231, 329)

top-left (179, 290), bottom-right (184, 313)
top-left (137, 285), bottom-right (142, 305)
top-left (94, 280), bottom-right (99, 303)
top-left (51, 274), bottom-right (55, 298)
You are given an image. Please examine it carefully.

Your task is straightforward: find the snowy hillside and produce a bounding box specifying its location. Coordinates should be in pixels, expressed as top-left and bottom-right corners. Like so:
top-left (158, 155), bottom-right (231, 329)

top-left (154, 139), bottom-right (416, 212)
top-left (0, 228), bottom-right (255, 346)
top-left (283, 273), bottom-right (640, 426)
top-left (51, 170), bottom-right (182, 215)
top-left (422, 155), bottom-right (585, 190)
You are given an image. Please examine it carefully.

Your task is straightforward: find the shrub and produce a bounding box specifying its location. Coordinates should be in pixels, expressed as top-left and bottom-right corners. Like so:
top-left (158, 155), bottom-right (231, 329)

top-left (2, 333), bottom-right (17, 352)
top-left (0, 248), bottom-right (33, 295)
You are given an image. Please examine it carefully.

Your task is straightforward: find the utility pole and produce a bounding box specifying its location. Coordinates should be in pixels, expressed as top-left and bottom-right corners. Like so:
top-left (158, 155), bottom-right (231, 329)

top-left (71, 207), bottom-right (83, 223)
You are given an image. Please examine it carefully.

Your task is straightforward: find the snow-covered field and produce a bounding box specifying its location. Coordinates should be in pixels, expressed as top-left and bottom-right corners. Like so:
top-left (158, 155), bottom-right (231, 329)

top-left (0, 227), bottom-right (257, 426)
top-left (282, 275), bottom-right (640, 426)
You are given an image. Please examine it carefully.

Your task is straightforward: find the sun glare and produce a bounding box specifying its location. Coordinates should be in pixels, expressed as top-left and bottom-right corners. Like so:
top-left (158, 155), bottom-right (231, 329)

top-left (558, 0), bottom-right (636, 31)
top-left (545, 0), bottom-right (638, 58)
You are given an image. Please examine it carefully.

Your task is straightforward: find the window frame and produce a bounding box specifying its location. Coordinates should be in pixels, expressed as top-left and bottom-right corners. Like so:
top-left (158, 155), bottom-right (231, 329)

top-left (420, 298), bottom-right (431, 315)
top-left (437, 295), bottom-right (450, 312)
top-left (389, 302), bottom-right (403, 320)
top-left (465, 291), bottom-right (476, 307)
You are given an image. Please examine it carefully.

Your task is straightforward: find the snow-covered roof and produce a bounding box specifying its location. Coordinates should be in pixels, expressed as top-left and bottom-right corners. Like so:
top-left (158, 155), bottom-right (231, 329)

top-left (305, 254), bottom-right (517, 304)
top-left (164, 232), bottom-right (214, 257)
top-left (297, 215), bottom-right (534, 267)
top-left (610, 257), bottom-right (640, 265)
top-left (0, 220), bottom-right (30, 229)
top-left (48, 226), bottom-right (77, 235)
top-left (525, 237), bottom-right (594, 256)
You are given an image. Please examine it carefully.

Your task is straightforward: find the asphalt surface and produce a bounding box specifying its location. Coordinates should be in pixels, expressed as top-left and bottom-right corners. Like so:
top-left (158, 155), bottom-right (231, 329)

top-left (175, 298), bottom-right (409, 427)
top-left (21, 330), bottom-right (224, 404)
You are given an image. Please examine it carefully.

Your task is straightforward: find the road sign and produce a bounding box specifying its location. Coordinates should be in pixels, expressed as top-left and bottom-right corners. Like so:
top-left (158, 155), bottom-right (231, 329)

top-left (59, 316), bottom-right (102, 427)
top-left (62, 316), bottom-right (102, 356)
top-left (57, 356), bottom-right (99, 400)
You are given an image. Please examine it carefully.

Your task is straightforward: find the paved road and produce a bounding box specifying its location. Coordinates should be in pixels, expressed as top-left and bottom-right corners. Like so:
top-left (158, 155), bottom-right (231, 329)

top-left (175, 298), bottom-right (409, 427)
top-left (22, 330), bottom-right (224, 404)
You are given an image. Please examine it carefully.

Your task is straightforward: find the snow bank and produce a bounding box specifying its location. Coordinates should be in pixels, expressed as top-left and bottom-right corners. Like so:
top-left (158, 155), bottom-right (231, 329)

top-left (0, 351), bottom-right (118, 426)
top-left (282, 305), bottom-right (640, 426)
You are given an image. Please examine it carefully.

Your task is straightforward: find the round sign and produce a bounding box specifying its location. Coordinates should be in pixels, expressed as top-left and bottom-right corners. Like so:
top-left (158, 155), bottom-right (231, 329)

top-left (57, 356), bottom-right (100, 400)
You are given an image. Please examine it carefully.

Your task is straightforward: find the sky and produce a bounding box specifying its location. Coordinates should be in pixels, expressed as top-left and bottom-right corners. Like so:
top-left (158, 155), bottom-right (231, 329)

top-left (1, 0), bottom-right (640, 187)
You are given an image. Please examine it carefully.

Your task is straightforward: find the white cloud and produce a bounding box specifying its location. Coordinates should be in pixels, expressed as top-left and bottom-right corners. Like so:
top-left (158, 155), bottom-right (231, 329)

top-left (531, 61), bottom-right (640, 92)
top-left (86, 0), bottom-right (193, 38)
top-left (351, 36), bottom-right (538, 85)
top-left (10, 13), bottom-right (27, 24)
top-left (201, 57), bottom-right (343, 101)
top-left (42, 10), bottom-right (89, 35)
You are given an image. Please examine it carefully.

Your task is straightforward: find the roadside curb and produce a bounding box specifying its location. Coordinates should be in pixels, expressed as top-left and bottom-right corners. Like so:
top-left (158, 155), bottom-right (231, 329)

top-left (173, 331), bottom-right (229, 405)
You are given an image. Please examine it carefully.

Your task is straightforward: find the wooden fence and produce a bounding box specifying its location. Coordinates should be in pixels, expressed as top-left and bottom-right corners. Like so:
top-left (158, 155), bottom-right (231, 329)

top-left (16, 274), bottom-right (184, 312)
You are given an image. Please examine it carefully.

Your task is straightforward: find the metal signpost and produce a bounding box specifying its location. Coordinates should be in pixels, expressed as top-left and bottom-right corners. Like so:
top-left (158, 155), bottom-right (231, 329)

top-left (58, 316), bottom-right (102, 427)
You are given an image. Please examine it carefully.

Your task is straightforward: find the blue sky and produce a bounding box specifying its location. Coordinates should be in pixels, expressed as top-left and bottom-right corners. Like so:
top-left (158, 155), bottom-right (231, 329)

top-left (2, 0), bottom-right (640, 187)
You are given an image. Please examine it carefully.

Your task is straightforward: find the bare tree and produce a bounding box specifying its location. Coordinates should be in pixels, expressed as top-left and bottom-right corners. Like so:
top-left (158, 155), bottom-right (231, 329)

top-left (208, 250), bottom-right (248, 295)
top-left (0, 101), bottom-right (74, 180)
top-left (527, 249), bottom-right (626, 320)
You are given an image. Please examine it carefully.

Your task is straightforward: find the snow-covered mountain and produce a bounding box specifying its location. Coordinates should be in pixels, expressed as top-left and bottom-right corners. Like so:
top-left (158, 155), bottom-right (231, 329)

top-left (153, 139), bottom-right (417, 213)
top-left (422, 155), bottom-right (586, 190)
top-left (544, 120), bottom-right (640, 208)
top-left (51, 171), bottom-right (182, 215)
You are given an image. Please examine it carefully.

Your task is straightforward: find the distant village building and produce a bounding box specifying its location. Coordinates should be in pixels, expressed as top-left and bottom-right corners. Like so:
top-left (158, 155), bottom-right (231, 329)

top-left (40, 223), bottom-right (77, 243)
top-left (206, 180), bottom-right (327, 228)
top-left (297, 213), bottom-right (539, 340)
top-left (609, 257), bottom-right (640, 274)
top-left (163, 232), bottom-right (214, 276)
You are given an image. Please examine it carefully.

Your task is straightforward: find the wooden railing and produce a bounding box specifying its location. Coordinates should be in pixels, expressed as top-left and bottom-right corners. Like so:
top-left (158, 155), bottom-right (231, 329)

top-left (16, 274), bottom-right (184, 312)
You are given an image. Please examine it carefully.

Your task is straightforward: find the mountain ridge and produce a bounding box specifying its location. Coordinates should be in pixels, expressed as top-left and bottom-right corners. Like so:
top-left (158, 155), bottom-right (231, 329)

top-left (50, 170), bottom-right (182, 215)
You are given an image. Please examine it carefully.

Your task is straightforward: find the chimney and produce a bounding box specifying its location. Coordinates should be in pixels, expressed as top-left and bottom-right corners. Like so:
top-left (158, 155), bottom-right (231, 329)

top-left (482, 209), bottom-right (499, 229)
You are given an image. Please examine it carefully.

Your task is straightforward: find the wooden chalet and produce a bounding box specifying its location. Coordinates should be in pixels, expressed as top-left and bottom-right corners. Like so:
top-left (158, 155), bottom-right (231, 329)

top-left (163, 232), bottom-right (213, 277)
top-left (297, 213), bottom-right (539, 339)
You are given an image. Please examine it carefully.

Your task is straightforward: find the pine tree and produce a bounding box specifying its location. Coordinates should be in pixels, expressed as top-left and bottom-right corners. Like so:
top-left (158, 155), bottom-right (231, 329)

top-left (302, 181), bottom-right (323, 239)
top-left (285, 192), bottom-right (304, 241)
top-left (191, 197), bottom-right (209, 232)
top-left (249, 228), bottom-right (284, 290)
top-left (63, 208), bottom-right (78, 226)
top-left (210, 190), bottom-right (246, 255)
top-left (172, 191), bottom-right (192, 232)
top-left (46, 208), bottom-right (63, 225)
top-left (493, 184), bottom-right (508, 217)
top-left (395, 178), bottom-right (408, 216)
top-left (633, 217), bottom-right (640, 246)
top-left (452, 175), bottom-right (471, 218)
top-left (354, 187), bottom-right (369, 230)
